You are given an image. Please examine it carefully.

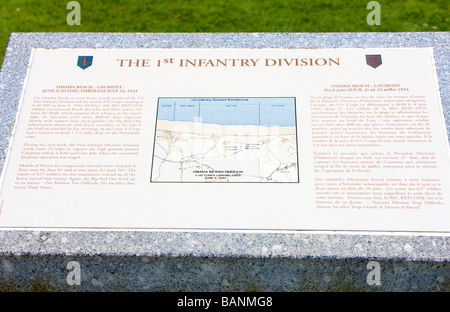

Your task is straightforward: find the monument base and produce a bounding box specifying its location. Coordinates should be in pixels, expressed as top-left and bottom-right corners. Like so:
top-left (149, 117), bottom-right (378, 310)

top-left (0, 230), bottom-right (449, 291)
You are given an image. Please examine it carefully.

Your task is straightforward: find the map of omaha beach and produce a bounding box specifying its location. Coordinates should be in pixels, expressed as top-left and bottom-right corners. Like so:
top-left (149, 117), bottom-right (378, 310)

top-left (151, 97), bottom-right (299, 182)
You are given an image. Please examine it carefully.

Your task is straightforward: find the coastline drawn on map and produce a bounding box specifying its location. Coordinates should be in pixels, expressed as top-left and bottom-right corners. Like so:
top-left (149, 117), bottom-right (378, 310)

top-left (150, 97), bottom-right (299, 183)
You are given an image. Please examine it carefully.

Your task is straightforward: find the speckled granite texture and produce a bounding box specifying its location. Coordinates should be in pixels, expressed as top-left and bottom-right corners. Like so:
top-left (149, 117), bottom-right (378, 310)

top-left (0, 33), bottom-right (449, 291)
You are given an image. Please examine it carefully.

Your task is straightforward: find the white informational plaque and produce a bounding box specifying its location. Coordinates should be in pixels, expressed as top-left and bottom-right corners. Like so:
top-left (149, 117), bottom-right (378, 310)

top-left (0, 47), bottom-right (449, 232)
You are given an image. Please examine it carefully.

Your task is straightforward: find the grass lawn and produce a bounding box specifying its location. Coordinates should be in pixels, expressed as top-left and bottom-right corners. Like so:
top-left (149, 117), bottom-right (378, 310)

top-left (0, 0), bottom-right (449, 63)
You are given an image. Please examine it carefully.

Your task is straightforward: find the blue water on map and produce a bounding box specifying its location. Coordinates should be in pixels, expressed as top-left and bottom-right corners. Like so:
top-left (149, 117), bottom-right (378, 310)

top-left (157, 97), bottom-right (296, 127)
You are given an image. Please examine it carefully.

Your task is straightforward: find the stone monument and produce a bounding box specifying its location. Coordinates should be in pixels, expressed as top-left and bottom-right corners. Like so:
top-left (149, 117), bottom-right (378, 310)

top-left (0, 32), bottom-right (449, 292)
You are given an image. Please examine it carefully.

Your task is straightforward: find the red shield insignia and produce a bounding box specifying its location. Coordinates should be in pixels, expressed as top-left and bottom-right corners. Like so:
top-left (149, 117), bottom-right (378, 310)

top-left (366, 55), bottom-right (382, 69)
top-left (77, 56), bottom-right (93, 70)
